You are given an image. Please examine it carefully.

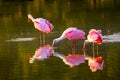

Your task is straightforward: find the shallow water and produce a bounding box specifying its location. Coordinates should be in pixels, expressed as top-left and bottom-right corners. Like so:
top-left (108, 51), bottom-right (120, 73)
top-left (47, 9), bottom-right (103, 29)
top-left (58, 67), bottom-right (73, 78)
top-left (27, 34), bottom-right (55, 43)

top-left (0, 0), bottom-right (120, 80)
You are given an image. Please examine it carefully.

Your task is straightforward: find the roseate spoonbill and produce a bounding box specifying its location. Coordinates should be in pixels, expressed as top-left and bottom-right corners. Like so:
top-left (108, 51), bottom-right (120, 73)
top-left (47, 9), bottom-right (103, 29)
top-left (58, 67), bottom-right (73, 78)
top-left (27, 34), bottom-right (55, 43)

top-left (83, 29), bottom-right (103, 49)
top-left (54, 52), bottom-right (85, 67)
top-left (29, 45), bottom-right (54, 63)
top-left (83, 29), bottom-right (103, 57)
top-left (88, 56), bottom-right (104, 72)
top-left (52, 27), bottom-right (85, 53)
top-left (28, 14), bottom-right (54, 45)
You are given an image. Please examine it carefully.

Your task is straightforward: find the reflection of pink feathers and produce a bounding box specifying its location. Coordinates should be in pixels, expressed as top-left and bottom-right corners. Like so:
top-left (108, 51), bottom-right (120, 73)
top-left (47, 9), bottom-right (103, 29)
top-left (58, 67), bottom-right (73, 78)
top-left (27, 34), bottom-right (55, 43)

top-left (87, 29), bottom-right (103, 44)
top-left (63, 54), bottom-right (85, 67)
top-left (35, 45), bottom-right (53, 59)
top-left (88, 56), bottom-right (104, 72)
top-left (28, 14), bottom-right (53, 34)
top-left (54, 53), bottom-right (85, 67)
top-left (29, 45), bottom-right (53, 63)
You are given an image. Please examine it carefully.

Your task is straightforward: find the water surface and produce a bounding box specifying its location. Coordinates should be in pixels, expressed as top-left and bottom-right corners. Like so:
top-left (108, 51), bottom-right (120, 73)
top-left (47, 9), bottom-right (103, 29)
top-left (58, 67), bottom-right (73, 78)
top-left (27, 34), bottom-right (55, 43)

top-left (0, 0), bottom-right (120, 80)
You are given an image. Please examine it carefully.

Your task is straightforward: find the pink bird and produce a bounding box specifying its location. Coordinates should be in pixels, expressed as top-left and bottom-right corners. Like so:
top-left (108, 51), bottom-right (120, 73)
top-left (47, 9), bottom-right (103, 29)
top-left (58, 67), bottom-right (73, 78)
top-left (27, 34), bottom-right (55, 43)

top-left (88, 56), bottom-right (104, 72)
top-left (54, 53), bottom-right (85, 67)
top-left (28, 14), bottom-right (53, 34)
top-left (83, 29), bottom-right (103, 49)
top-left (28, 14), bottom-right (54, 45)
top-left (29, 45), bottom-right (54, 63)
top-left (52, 27), bottom-right (85, 53)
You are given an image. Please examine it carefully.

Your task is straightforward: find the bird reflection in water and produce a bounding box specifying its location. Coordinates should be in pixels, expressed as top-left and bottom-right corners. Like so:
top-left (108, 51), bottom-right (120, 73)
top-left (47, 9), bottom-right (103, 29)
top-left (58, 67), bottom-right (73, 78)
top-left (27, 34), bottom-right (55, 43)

top-left (28, 27), bottom-right (104, 72)
top-left (53, 52), bottom-right (85, 67)
top-left (28, 14), bottom-right (54, 46)
top-left (83, 48), bottom-right (104, 72)
top-left (88, 56), bottom-right (104, 72)
top-left (29, 44), bottom-right (54, 63)
top-left (52, 27), bottom-right (85, 53)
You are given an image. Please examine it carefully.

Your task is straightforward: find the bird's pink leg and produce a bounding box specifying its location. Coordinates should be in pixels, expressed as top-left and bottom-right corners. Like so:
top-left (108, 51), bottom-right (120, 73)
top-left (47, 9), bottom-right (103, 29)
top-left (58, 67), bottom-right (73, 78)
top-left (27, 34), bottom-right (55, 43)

top-left (43, 33), bottom-right (46, 45)
top-left (82, 49), bottom-right (90, 60)
top-left (96, 44), bottom-right (99, 56)
top-left (72, 41), bottom-right (76, 53)
top-left (40, 32), bottom-right (43, 47)
top-left (82, 48), bottom-right (86, 57)
top-left (92, 42), bottom-right (95, 58)
top-left (83, 40), bottom-right (86, 49)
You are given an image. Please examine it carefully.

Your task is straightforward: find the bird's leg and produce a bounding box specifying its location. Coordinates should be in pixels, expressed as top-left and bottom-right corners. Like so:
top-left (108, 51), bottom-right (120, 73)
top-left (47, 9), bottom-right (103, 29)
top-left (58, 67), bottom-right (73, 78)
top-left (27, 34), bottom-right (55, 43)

top-left (43, 33), bottom-right (46, 45)
top-left (82, 48), bottom-right (86, 57)
top-left (82, 49), bottom-right (91, 60)
top-left (96, 44), bottom-right (99, 56)
top-left (40, 32), bottom-right (43, 47)
top-left (83, 40), bottom-right (88, 49)
top-left (72, 41), bottom-right (76, 53)
top-left (52, 41), bottom-right (54, 46)
top-left (92, 42), bottom-right (95, 58)
top-left (83, 40), bottom-right (86, 49)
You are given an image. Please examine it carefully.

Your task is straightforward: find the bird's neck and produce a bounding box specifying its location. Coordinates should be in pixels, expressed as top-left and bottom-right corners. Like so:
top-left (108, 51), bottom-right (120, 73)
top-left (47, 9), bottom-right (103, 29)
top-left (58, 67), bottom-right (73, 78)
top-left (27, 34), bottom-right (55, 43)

top-left (57, 35), bottom-right (65, 42)
top-left (54, 52), bottom-right (65, 59)
top-left (85, 40), bottom-right (89, 43)
top-left (28, 14), bottom-right (35, 22)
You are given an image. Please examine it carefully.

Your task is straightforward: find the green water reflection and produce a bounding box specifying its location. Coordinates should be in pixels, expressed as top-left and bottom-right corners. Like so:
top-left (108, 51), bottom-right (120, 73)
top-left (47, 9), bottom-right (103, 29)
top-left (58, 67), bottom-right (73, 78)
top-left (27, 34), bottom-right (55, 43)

top-left (0, 0), bottom-right (120, 80)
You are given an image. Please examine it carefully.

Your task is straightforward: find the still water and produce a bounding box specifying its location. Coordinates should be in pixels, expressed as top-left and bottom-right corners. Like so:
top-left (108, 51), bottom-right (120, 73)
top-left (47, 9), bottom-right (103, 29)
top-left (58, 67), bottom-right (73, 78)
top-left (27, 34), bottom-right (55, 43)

top-left (0, 0), bottom-right (120, 80)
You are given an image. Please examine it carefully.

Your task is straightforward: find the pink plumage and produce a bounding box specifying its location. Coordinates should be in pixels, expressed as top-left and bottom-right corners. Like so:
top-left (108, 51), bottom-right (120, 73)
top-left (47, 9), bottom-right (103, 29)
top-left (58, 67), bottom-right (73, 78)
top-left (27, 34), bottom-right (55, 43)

top-left (88, 56), bottom-right (104, 72)
top-left (29, 45), bottom-right (54, 63)
top-left (35, 45), bottom-right (53, 59)
top-left (64, 54), bottom-right (85, 67)
top-left (83, 29), bottom-right (103, 49)
top-left (64, 28), bottom-right (85, 41)
top-left (28, 14), bottom-right (54, 34)
top-left (34, 18), bottom-right (53, 34)
top-left (54, 53), bottom-right (85, 67)
top-left (52, 27), bottom-right (85, 45)
top-left (87, 29), bottom-right (103, 44)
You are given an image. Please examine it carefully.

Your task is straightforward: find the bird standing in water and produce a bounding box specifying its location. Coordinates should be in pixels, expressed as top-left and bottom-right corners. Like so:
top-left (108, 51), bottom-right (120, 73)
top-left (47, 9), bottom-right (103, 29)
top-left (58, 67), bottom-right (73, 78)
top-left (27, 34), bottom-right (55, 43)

top-left (28, 14), bottom-right (54, 46)
top-left (52, 27), bottom-right (85, 53)
top-left (83, 29), bottom-right (103, 57)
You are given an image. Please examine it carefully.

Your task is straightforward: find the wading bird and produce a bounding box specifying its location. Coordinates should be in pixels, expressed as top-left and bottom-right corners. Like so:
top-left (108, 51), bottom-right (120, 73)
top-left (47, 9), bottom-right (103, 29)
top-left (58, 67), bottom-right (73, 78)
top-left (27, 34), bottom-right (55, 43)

top-left (28, 14), bottom-right (54, 46)
top-left (52, 27), bottom-right (85, 53)
top-left (83, 29), bottom-right (103, 49)
top-left (83, 29), bottom-right (103, 57)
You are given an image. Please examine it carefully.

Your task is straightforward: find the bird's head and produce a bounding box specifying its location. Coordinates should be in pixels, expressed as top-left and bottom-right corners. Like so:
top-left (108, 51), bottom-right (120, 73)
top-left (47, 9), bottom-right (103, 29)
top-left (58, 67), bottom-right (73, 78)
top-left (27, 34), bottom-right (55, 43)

top-left (52, 38), bottom-right (59, 46)
top-left (52, 36), bottom-right (65, 46)
top-left (28, 14), bottom-right (32, 18)
top-left (27, 14), bottom-right (33, 22)
top-left (85, 40), bottom-right (90, 44)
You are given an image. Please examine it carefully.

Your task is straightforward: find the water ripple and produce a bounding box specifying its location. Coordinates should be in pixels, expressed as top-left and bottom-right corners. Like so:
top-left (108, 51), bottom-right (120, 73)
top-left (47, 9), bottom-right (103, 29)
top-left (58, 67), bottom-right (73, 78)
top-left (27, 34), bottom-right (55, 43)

top-left (6, 37), bottom-right (36, 42)
top-left (103, 32), bottom-right (120, 43)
